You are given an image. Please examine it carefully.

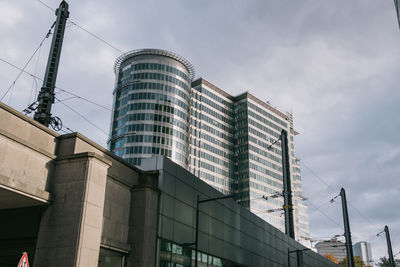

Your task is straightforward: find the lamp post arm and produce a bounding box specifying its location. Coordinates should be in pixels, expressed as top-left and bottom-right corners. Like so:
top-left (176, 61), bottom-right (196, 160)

top-left (198, 195), bottom-right (235, 204)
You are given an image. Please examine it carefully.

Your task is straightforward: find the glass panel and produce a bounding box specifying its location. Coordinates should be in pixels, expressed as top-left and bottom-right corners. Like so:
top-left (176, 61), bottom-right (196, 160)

top-left (98, 248), bottom-right (124, 267)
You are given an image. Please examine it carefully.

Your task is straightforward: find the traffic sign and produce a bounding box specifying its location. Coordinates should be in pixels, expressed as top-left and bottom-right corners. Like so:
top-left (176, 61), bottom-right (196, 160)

top-left (17, 252), bottom-right (29, 267)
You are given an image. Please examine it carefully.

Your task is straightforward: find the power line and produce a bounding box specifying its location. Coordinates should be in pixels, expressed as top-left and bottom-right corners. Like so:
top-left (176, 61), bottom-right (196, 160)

top-left (0, 21), bottom-right (55, 101)
top-left (55, 96), bottom-right (109, 136)
top-left (305, 199), bottom-right (344, 233)
top-left (28, 44), bottom-right (42, 105)
top-left (300, 160), bottom-right (383, 234)
top-left (67, 19), bottom-right (124, 54)
top-left (36, 0), bottom-right (55, 12)
top-left (300, 160), bottom-right (337, 193)
top-left (35, 0), bottom-right (124, 54)
top-left (0, 57), bottom-right (112, 112)
top-left (308, 197), bottom-right (335, 214)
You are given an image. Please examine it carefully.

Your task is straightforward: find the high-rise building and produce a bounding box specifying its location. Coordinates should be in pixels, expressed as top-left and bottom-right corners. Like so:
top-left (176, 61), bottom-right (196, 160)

top-left (109, 48), bottom-right (310, 245)
top-left (353, 241), bottom-right (373, 266)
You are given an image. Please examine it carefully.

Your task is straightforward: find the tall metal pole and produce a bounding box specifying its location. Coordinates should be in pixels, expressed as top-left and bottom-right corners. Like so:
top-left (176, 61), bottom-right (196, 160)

top-left (194, 195), bottom-right (199, 267)
top-left (34, 1), bottom-right (69, 126)
top-left (385, 225), bottom-right (395, 267)
top-left (296, 250), bottom-right (304, 267)
top-left (340, 188), bottom-right (354, 267)
top-left (280, 129), bottom-right (295, 239)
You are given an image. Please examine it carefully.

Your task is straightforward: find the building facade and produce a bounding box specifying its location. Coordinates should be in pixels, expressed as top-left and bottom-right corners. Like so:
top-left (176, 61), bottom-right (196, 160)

top-left (110, 48), bottom-right (310, 246)
top-left (0, 102), bottom-right (337, 267)
top-left (353, 241), bottom-right (373, 266)
top-left (315, 239), bottom-right (347, 262)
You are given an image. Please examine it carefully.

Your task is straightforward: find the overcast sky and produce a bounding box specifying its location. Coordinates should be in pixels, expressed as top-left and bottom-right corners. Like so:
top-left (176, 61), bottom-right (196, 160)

top-left (1, 0), bottom-right (399, 264)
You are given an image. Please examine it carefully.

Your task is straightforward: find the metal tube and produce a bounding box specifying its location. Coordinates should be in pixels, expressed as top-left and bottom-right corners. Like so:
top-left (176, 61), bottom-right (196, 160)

top-left (281, 129), bottom-right (295, 239)
top-left (34, 1), bottom-right (69, 126)
top-left (194, 195), bottom-right (199, 267)
top-left (340, 188), bottom-right (354, 267)
top-left (385, 225), bottom-right (395, 267)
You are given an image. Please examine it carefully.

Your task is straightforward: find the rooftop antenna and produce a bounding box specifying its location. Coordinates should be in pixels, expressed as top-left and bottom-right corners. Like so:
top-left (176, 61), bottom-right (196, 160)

top-left (33, 1), bottom-right (69, 130)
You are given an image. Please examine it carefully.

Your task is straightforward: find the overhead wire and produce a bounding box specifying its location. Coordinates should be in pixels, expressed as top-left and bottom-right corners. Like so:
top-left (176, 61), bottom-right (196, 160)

top-left (300, 160), bottom-right (383, 234)
top-left (0, 57), bottom-right (112, 112)
top-left (305, 199), bottom-right (344, 233)
top-left (28, 44), bottom-right (42, 105)
top-left (55, 96), bottom-right (109, 136)
top-left (35, 0), bottom-right (124, 54)
top-left (0, 21), bottom-right (55, 101)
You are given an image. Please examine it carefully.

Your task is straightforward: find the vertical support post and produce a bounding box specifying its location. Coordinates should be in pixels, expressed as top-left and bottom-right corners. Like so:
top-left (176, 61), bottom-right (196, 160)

top-left (194, 195), bottom-right (199, 267)
top-left (385, 225), bottom-right (395, 267)
top-left (34, 1), bottom-right (69, 126)
top-left (296, 250), bottom-right (303, 267)
top-left (288, 248), bottom-right (291, 267)
top-left (281, 129), bottom-right (295, 239)
top-left (340, 188), bottom-right (354, 267)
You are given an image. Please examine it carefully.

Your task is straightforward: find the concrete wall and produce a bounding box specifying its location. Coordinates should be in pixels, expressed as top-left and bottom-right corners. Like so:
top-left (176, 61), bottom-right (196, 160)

top-left (142, 156), bottom-right (338, 267)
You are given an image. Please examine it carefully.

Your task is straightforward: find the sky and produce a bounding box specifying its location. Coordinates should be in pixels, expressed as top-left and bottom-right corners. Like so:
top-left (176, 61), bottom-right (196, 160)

top-left (0, 0), bottom-right (399, 264)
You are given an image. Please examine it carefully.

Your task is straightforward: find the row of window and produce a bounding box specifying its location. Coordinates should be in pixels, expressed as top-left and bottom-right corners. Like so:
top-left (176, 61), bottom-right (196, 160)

top-left (200, 132), bottom-right (232, 150)
top-left (198, 171), bottom-right (236, 191)
top-left (201, 141), bottom-right (229, 158)
top-left (200, 113), bottom-right (233, 133)
top-left (159, 239), bottom-right (246, 267)
top-left (201, 122), bottom-right (232, 141)
top-left (248, 144), bottom-right (281, 164)
top-left (122, 62), bottom-right (190, 83)
top-left (248, 118), bottom-right (280, 139)
top-left (193, 86), bottom-right (233, 110)
top-left (248, 135), bottom-right (282, 156)
top-left (121, 112), bottom-right (188, 132)
top-left (248, 153), bottom-right (282, 173)
top-left (125, 134), bottom-right (187, 152)
top-left (126, 92), bottom-right (188, 112)
top-left (127, 102), bottom-right (188, 122)
top-left (116, 82), bottom-right (189, 102)
top-left (124, 123), bottom-right (187, 142)
top-left (122, 72), bottom-right (190, 92)
top-left (248, 110), bottom-right (283, 133)
top-left (249, 162), bottom-right (283, 181)
top-left (124, 146), bottom-right (173, 156)
top-left (195, 92), bottom-right (233, 117)
top-left (247, 101), bottom-right (287, 128)
top-left (200, 151), bottom-right (231, 169)
top-left (201, 103), bottom-right (232, 125)
top-left (200, 161), bottom-right (230, 177)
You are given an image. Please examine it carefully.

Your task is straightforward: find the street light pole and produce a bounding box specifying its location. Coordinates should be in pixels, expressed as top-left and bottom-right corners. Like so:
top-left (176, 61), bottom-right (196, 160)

top-left (194, 195), bottom-right (200, 267)
top-left (194, 194), bottom-right (234, 267)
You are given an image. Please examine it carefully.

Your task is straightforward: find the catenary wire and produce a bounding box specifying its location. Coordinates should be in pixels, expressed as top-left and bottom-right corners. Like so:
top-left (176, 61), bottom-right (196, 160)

top-left (0, 57), bottom-right (112, 112)
top-left (55, 96), bottom-right (109, 136)
top-left (305, 198), bottom-right (344, 233)
top-left (300, 160), bottom-right (383, 234)
top-left (0, 21), bottom-right (55, 101)
top-left (35, 0), bottom-right (124, 54)
top-left (28, 45), bottom-right (42, 105)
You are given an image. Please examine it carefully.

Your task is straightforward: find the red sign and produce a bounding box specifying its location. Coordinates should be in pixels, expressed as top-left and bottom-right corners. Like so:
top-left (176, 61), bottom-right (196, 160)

top-left (17, 252), bottom-right (29, 267)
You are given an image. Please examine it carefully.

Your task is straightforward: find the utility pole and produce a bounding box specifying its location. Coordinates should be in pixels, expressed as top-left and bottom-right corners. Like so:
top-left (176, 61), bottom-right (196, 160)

top-left (340, 188), bottom-right (354, 267)
top-left (385, 225), bottom-right (395, 267)
top-left (34, 1), bottom-right (69, 126)
top-left (280, 129), bottom-right (295, 239)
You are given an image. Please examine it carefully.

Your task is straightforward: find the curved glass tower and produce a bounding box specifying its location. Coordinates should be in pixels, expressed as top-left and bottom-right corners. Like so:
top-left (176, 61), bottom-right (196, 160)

top-left (109, 49), bottom-right (195, 168)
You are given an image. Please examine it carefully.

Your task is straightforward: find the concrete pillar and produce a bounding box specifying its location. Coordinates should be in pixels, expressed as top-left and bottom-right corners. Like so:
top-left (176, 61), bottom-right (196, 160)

top-left (33, 152), bottom-right (111, 267)
top-left (126, 171), bottom-right (160, 267)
